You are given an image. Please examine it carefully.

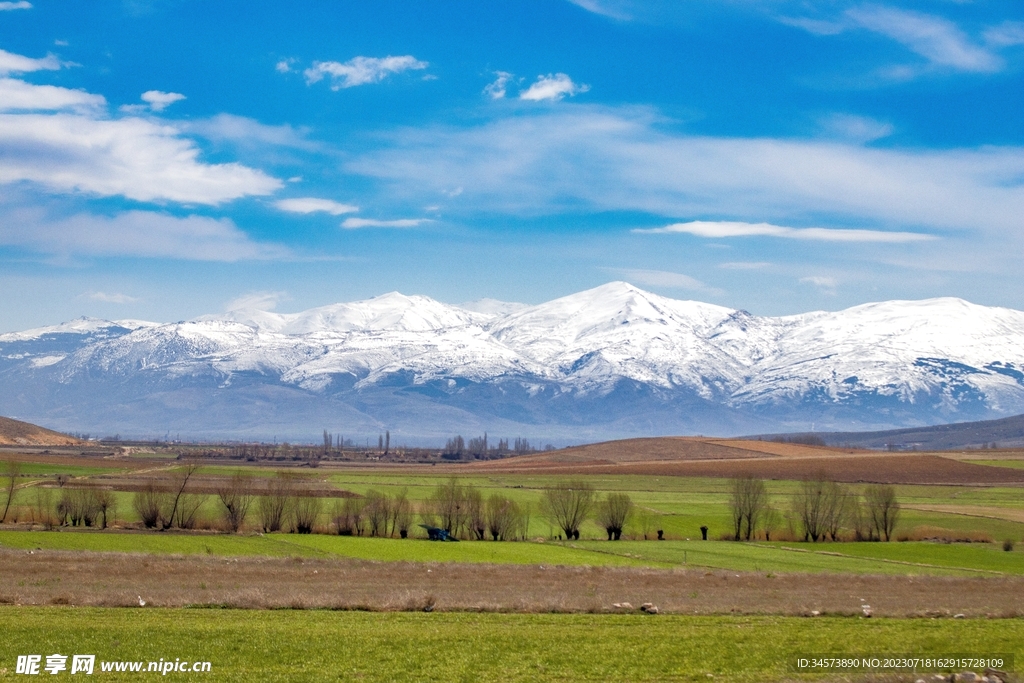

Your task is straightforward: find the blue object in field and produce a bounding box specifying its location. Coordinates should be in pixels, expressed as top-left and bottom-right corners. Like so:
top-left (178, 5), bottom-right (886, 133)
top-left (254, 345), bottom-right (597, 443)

top-left (419, 524), bottom-right (459, 541)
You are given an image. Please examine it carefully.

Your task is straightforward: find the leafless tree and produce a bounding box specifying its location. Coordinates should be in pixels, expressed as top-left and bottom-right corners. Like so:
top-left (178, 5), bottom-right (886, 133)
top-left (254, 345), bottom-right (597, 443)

top-left (33, 487), bottom-right (56, 530)
top-left (216, 473), bottom-right (255, 533)
top-left (391, 489), bottom-right (413, 538)
top-left (864, 484), bottom-right (901, 541)
top-left (93, 489), bottom-right (117, 529)
top-left (133, 481), bottom-right (164, 529)
top-left (428, 478), bottom-right (470, 537)
top-left (466, 487), bottom-right (485, 540)
top-left (291, 493), bottom-right (322, 534)
top-left (363, 490), bottom-right (391, 537)
top-left (730, 476), bottom-right (768, 541)
top-left (161, 462), bottom-right (199, 530)
top-left (762, 505), bottom-right (782, 541)
top-left (1, 459), bottom-right (22, 523)
top-left (596, 493), bottom-right (632, 540)
top-left (486, 494), bottom-right (526, 541)
top-left (332, 496), bottom-right (365, 535)
top-left (632, 507), bottom-right (661, 540)
top-left (542, 480), bottom-right (594, 540)
top-left (257, 473), bottom-right (292, 533)
top-left (794, 475), bottom-right (848, 542)
top-left (822, 481), bottom-right (850, 542)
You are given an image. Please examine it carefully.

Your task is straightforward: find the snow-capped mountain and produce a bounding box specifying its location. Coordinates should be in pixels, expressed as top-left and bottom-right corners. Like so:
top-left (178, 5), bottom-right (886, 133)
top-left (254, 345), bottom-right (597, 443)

top-left (4, 282), bottom-right (1024, 442)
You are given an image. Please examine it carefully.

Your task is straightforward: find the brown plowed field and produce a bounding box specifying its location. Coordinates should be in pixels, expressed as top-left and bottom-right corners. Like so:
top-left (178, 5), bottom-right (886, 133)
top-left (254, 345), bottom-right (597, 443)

top-left (2, 549), bottom-right (1022, 617)
top-left (472, 451), bottom-right (1024, 485)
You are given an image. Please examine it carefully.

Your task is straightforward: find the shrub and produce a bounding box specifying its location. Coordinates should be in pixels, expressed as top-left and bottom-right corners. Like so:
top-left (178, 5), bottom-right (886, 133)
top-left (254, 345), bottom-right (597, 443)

top-left (1004, 539), bottom-right (1015, 552)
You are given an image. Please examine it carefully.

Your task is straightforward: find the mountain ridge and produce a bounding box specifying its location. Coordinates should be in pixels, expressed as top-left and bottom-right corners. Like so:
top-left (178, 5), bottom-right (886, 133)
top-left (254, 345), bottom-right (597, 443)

top-left (3, 282), bottom-right (1024, 442)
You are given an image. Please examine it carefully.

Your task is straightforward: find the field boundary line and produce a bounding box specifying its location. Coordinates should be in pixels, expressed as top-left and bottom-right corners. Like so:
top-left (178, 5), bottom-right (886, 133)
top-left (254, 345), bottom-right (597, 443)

top-left (749, 543), bottom-right (1007, 576)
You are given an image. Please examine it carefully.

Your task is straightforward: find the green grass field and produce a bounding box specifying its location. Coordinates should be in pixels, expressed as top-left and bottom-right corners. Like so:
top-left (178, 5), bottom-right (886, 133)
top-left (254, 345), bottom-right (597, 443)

top-left (3, 530), bottom-right (1021, 576)
top-left (0, 608), bottom-right (1019, 682)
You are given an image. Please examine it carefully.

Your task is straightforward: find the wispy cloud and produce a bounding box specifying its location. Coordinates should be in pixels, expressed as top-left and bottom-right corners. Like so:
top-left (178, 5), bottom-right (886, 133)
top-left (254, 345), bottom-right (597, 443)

top-left (605, 267), bottom-right (719, 293)
top-left (637, 221), bottom-right (935, 243)
top-left (484, 71), bottom-right (513, 99)
top-left (346, 107), bottom-right (1024, 237)
top-left (0, 78), bottom-right (105, 112)
top-left (0, 208), bottom-right (289, 261)
top-left (520, 73), bottom-right (589, 101)
top-left (0, 48), bottom-right (60, 75)
top-left (275, 197), bottom-right (358, 215)
top-left (341, 217), bottom-right (430, 229)
top-left (226, 291), bottom-right (287, 311)
top-left (566, 0), bottom-right (631, 21)
top-left (304, 55), bottom-right (428, 90)
top-left (178, 114), bottom-right (317, 151)
top-left (275, 58), bottom-right (295, 74)
top-left (84, 291), bottom-right (140, 304)
top-left (984, 21), bottom-right (1024, 48)
top-left (0, 1), bottom-right (33, 10)
top-left (845, 5), bottom-right (1002, 73)
top-left (819, 113), bottom-right (893, 143)
top-left (800, 275), bottom-right (838, 293)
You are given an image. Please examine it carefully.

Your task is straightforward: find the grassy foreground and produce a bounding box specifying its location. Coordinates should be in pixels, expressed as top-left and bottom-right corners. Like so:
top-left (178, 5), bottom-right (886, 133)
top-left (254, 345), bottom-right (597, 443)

top-left (0, 608), bottom-right (1020, 682)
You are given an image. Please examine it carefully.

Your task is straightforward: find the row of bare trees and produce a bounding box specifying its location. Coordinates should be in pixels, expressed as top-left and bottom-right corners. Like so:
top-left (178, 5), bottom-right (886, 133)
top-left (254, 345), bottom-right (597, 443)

top-left (729, 475), bottom-right (901, 542)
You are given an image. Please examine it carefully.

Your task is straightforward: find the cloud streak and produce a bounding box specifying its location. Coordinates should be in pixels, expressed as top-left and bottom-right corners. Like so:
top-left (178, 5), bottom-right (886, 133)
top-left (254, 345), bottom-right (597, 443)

top-left (341, 217), bottom-right (430, 229)
top-left (637, 221), bottom-right (935, 243)
top-left (0, 48), bottom-right (60, 75)
top-left (275, 197), bottom-right (358, 215)
top-left (605, 267), bottom-right (719, 293)
top-left (304, 55), bottom-right (428, 90)
top-left (0, 1), bottom-right (32, 9)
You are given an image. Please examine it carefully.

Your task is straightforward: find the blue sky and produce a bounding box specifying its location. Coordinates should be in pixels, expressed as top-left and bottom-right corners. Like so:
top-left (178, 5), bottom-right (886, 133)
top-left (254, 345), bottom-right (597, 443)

top-left (1, 0), bottom-right (1022, 331)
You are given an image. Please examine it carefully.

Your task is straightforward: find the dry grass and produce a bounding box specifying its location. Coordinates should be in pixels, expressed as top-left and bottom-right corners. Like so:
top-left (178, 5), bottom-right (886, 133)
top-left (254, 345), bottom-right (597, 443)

top-left (2, 548), bottom-right (1023, 617)
top-left (0, 416), bottom-right (81, 446)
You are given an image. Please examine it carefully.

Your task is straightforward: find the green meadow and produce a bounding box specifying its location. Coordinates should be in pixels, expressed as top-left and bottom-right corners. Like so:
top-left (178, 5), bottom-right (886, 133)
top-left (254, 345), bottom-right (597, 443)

top-left (0, 608), bottom-right (1020, 683)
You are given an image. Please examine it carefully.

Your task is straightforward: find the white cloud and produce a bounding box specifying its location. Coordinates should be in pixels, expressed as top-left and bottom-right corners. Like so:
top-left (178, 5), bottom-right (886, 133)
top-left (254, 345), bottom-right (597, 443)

top-left (275, 197), bottom-right (358, 215)
top-left (519, 73), bottom-right (589, 101)
top-left (0, 78), bottom-right (105, 112)
top-left (341, 217), bottom-right (429, 229)
top-left (800, 275), bottom-right (838, 291)
top-left (0, 109), bottom-right (281, 204)
top-left (226, 291), bottom-right (287, 311)
top-left (845, 5), bottom-right (1002, 73)
top-left (819, 113), bottom-right (893, 143)
top-left (346, 107), bottom-right (1024, 238)
top-left (606, 268), bottom-right (718, 293)
top-left (0, 1), bottom-right (32, 9)
top-left (85, 291), bottom-right (140, 304)
top-left (484, 71), bottom-right (513, 99)
top-left (984, 21), bottom-right (1024, 48)
top-left (778, 16), bottom-right (846, 36)
top-left (0, 48), bottom-right (60, 75)
top-left (140, 90), bottom-right (185, 112)
top-left (638, 221), bottom-right (935, 243)
top-left (0, 208), bottom-right (289, 261)
top-left (178, 113), bottom-right (317, 150)
top-left (566, 0), bottom-right (631, 21)
top-left (275, 59), bottom-right (294, 74)
top-left (304, 55), bottom-right (428, 90)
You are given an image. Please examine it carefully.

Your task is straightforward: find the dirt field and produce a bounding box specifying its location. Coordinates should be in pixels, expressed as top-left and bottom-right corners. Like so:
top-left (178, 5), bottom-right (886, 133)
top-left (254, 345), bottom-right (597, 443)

top-left (0, 416), bottom-right (81, 447)
top-left (471, 453), bottom-right (1024, 485)
top-left (2, 548), bottom-right (1022, 617)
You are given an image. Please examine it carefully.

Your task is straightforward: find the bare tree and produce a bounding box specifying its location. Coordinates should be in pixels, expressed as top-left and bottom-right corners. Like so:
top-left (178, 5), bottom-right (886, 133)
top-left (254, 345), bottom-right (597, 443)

top-left (730, 476), bottom-right (767, 541)
top-left (94, 489), bottom-right (116, 529)
top-left (794, 475), bottom-right (849, 542)
top-left (333, 496), bottom-right (365, 535)
top-left (485, 494), bottom-right (519, 541)
top-left (216, 473), bottom-right (255, 533)
top-left (33, 487), bottom-right (56, 530)
top-left (466, 487), bottom-right (485, 540)
top-left (542, 480), bottom-right (594, 540)
top-left (257, 473), bottom-right (292, 533)
top-left (363, 490), bottom-right (391, 537)
top-left (428, 478), bottom-right (470, 537)
top-left (864, 484), bottom-right (900, 541)
top-left (391, 489), bottom-right (413, 538)
top-left (1, 459), bottom-right (22, 523)
top-left (291, 494), bottom-right (322, 534)
top-left (632, 507), bottom-right (661, 540)
top-left (596, 493), bottom-right (632, 540)
top-left (762, 505), bottom-right (781, 541)
top-left (822, 481), bottom-right (850, 541)
top-left (133, 481), bottom-right (164, 529)
top-left (161, 462), bottom-right (199, 530)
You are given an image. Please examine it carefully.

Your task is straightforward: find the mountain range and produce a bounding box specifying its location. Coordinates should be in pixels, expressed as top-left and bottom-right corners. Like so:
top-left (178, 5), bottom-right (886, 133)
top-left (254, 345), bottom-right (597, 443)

top-left (3, 282), bottom-right (1024, 444)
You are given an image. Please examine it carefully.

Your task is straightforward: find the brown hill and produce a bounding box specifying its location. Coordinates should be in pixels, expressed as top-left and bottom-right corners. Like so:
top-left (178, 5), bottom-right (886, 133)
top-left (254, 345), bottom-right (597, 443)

top-left (0, 416), bottom-right (81, 446)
